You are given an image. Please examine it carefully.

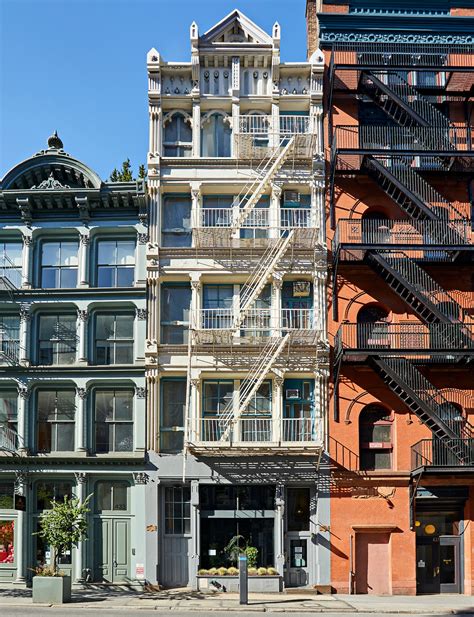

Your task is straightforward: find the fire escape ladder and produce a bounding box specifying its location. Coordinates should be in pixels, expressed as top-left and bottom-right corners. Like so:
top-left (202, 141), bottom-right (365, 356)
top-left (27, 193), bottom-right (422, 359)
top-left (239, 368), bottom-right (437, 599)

top-left (218, 333), bottom-right (290, 439)
top-left (235, 231), bottom-right (295, 330)
top-left (233, 136), bottom-right (296, 231)
top-left (364, 156), bottom-right (466, 223)
top-left (360, 71), bottom-right (451, 131)
top-left (365, 251), bottom-right (472, 348)
top-left (371, 356), bottom-right (473, 462)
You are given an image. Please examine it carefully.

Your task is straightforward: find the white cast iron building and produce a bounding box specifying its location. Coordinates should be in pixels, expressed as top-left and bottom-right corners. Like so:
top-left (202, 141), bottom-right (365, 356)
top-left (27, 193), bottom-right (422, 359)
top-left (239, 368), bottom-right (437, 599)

top-left (144, 10), bottom-right (329, 589)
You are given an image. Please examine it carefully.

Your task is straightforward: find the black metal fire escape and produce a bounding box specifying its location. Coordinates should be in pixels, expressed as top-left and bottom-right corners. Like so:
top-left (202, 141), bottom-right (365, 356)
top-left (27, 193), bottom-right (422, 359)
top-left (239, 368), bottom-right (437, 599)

top-left (329, 44), bottom-right (473, 464)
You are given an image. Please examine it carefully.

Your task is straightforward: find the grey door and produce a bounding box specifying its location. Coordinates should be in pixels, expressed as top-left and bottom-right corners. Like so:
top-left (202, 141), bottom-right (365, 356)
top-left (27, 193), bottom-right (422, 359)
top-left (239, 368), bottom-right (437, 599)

top-left (161, 536), bottom-right (190, 587)
top-left (95, 518), bottom-right (131, 583)
top-left (286, 537), bottom-right (309, 587)
top-left (439, 536), bottom-right (461, 593)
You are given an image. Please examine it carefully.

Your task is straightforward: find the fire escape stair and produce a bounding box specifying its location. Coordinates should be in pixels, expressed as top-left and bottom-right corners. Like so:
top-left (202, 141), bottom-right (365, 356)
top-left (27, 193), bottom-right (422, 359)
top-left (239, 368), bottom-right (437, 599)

top-left (371, 356), bottom-right (474, 463)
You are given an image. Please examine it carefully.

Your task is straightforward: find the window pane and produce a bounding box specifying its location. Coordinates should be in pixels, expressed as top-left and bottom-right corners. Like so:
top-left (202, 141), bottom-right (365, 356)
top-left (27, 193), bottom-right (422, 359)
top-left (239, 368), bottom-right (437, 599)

top-left (0, 520), bottom-right (14, 563)
top-left (59, 268), bottom-right (77, 288)
top-left (96, 391), bottom-right (113, 422)
top-left (115, 343), bottom-right (133, 364)
top-left (36, 482), bottom-right (72, 510)
top-left (112, 483), bottom-right (128, 511)
top-left (96, 315), bottom-right (114, 339)
top-left (41, 243), bottom-right (59, 266)
top-left (39, 315), bottom-right (56, 339)
top-left (98, 241), bottom-right (115, 265)
top-left (115, 391), bottom-right (133, 421)
top-left (115, 424), bottom-right (133, 451)
top-left (56, 391), bottom-right (75, 420)
top-left (0, 393), bottom-right (17, 424)
top-left (115, 315), bottom-right (134, 338)
top-left (116, 241), bottom-right (135, 265)
top-left (161, 381), bottom-right (185, 427)
top-left (96, 482), bottom-right (112, 511)
top-left (56, 424), bottom-right (75, 451)
top-left (116, 267), bottom-right (134, 287)
top-left (41, 268), bottom-right (58, 288)
top-left (61, 242), bottom-right (78, 266)
top-left (97, 266), bottom-right (114, 287)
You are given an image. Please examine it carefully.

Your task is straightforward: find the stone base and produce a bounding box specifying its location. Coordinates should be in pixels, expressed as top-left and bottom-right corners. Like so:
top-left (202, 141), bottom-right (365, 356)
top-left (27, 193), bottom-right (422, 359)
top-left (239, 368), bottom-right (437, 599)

top-left (32, 576), bottom-right (71, 604)
top-left (197, 575), bottom-right (282, 592)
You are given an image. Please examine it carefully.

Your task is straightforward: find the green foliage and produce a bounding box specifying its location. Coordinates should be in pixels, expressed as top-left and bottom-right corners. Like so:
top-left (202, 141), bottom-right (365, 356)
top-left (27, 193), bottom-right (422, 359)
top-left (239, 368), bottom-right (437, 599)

top-left (223, 534), bottom-right (246, 566)
top-left (32, 565), bottom-right (65, 578)
top-left (109, 159), bottom-right (146, 182)
top-left (257, 567), bottom-right (268, 576)
top-left (245, 546), bottom-right (258, 569)
top-left (36, 494), bottom-right (91, 574)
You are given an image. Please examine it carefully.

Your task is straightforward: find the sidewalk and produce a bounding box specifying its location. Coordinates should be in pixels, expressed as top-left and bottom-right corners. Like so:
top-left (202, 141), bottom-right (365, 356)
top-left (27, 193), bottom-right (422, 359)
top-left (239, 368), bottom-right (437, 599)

top-left (0, 586), bottom-right (473, 613)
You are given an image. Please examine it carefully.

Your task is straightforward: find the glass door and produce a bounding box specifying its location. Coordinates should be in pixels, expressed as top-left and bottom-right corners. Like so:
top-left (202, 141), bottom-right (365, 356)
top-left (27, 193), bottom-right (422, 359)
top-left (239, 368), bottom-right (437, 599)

top-left (439, 536), bottom-right (461, 593)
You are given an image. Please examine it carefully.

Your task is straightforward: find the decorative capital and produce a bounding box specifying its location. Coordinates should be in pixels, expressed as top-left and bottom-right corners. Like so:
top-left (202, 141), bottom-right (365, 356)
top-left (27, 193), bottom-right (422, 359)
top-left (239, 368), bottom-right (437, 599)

top-left (77, 309), bottom-right (88, 322)
top-left (136, 308), bottom-right (147, 320)
top-left (190, 378), bottom-right (200, 391)
top-left (74, 472), bottom-right (87, 484)
top-left (76, 387), bottom-right (88, 400)
top-left (18, 385), bottom-right (30, 399)
top-left (137, 233), bottom-right (149, 245)
top-left (272, 276), bottom-right (283, 290)
top-left (19, 304), bottom-right (31, 322)
top-left (133, 472), bottom-right (149, 485)
top-left (80, 233), bottom-right (90, 246)
top-left (272, 184), bottom-right (283, 199)
top-left (274, 376), bottom-right (284, 388)
top-left (190, 280), bottom-right (201, 291)
top-left (23, 235), bottom-right (33, 247)
top-left (135, 386), bottom-right (146, 399)
top-left (14, 471), bottom-right (29, 495)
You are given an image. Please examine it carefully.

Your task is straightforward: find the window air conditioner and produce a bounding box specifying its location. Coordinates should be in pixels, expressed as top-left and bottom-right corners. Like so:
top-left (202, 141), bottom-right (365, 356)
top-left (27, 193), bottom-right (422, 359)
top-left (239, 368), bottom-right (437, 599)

top-left (283, 190), bottom-right (300, 203)
top-left (293, 281), bottom-right (311, 297)
top-left (286, 389), bottom-right (300, 399)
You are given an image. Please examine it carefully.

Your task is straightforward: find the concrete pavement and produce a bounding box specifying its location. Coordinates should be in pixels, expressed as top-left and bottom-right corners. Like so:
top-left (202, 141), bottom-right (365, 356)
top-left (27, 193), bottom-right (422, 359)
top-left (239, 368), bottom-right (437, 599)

top-left (0, 586), bottom-right (473, 614)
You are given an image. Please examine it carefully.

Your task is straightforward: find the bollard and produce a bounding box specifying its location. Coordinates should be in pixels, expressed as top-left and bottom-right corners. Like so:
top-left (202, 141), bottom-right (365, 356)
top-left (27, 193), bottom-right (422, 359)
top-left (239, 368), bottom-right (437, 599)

top-left (239, 554), bottom-right (248, 605)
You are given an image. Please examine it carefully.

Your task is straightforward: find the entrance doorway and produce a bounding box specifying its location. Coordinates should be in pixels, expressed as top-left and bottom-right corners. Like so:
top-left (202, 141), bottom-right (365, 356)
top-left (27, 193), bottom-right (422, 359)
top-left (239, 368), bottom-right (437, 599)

top-left (415, 508), bottom-right (462, 594)
top-left (94, 518), bottom-right (131, 583)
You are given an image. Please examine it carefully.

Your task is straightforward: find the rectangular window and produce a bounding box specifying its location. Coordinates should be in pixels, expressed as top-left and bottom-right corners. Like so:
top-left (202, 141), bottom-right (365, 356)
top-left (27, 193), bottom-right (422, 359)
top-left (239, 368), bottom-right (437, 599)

top-left (38, 314), bottom-right (77, 365)
top-left (0, 520), bottom-right (14, 564)
top-left (40, 241), bottom-right (78, 288)
top-left (97, 239), bottom-right (135, 287)
top-left (95, 481), bottom-right (128, 512)
top-left (0, 315), bottom-right (20, 364)
top-left (0, 241), bottom-right (22, 288)
top-left (161, 195), bottom-right (192, 247)
top-left (160, 284), bottom-right (191, 344)
top-left (95, 313), bottom-right (134, 365)
top-left (37, 390), bottom-right (76, 452)
top-left (160, 380), bottom-right (186, 452)
top-left (245, 381), bottom-right (272, 415)
top-left (0, 391), bottom-right (18, 441)
top-left (95, 390), bottom-right (134, 453)
top-left (36, 481), bottom-right (72, 510)
top-left (202, 381), bottom-right (233, 416)
top-left (287, 488), bottom-right (310, 532)
top-left (163, 113), bottom-right (192, 157)
top-left (165, 486), bottom-right (190, 534)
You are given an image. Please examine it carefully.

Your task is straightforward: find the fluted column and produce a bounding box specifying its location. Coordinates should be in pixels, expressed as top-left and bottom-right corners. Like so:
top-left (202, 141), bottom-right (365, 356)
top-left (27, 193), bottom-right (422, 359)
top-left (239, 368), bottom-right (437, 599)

top-left (13, 472), bottom-right (28, 584)
top-left (74, 472), bottom-right (87, 582)
top-left (190, 279), bottom-right (201, 333)
top-left (75, 388), bottom-right (88, 452)
top-left (21, 235), bottom-right (33, 289)
top-left (190, 184), bottom-right (201, 246)
top-left (77, 310), bottom-right (88, 364)
top-left (16, 386), bottom-right (29, 454)
top-left (78, 233), bottom-right (90, 287)
top-left (271, 276), bottom-right (283, 336)
top-left (270, 184), bottom-right (282, 238)
top-left (19, 305), bottom-right (30, 366)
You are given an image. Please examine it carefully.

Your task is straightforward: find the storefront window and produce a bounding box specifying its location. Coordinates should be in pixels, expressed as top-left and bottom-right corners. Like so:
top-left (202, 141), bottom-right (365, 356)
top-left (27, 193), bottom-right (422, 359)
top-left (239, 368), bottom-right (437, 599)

top-left (0, 520), bottom-right (14, 564)
top-left (0, 482), bottom-right (14, 509)
top-left (36, 481), bottom-right (73, 511)
top-left (200, 485), bottom-right (275, 511)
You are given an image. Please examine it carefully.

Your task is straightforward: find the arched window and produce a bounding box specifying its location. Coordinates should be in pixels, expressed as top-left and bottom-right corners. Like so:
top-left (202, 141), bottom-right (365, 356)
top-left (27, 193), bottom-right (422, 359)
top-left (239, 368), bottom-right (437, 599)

top-left (163, 113), bottom-right (192, 157)
top-left (357, 305), bottom-right (389, 349)
top-left (201, 113), bottom-right (231, 157)
top-left (359, 404), bottom-right (393, 470)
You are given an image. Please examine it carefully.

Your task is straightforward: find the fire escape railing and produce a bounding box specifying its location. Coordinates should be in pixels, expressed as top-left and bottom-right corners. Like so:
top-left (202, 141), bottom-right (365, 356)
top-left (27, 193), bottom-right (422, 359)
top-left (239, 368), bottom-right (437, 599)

top-left (412, 438), bottom-right (474, 470)
top-left (0, 425), bottom-right (18, 453)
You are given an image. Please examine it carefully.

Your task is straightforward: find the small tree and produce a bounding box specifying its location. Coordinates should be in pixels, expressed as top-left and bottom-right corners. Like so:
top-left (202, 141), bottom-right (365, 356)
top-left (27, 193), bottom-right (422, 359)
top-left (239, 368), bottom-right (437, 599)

top-left (36, 495), bottom-right (91, 575)
top-left (109, 159), bottom-right (146, 182)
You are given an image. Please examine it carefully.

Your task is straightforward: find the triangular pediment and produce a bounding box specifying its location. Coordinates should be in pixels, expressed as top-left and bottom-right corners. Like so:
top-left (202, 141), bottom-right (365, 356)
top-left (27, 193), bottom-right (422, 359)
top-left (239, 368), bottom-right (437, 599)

top-left (200, 10), bottom-right (272, 46)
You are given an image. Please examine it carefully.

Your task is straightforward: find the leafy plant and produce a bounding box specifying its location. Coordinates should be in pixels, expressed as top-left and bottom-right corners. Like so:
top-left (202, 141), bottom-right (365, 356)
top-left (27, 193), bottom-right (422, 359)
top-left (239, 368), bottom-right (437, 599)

top-left (223, 534), bottom-right (246, 566)
top-left (35, 494), bottom-right (91, 575)
top-left (245, 546), bottom-right (258, 568)
top-left (267, 567), bottom-right (279, 575)
top-left (257, 567), bottom-right (268, 576)
top-left (248, 567), bottom-right (258, 576)
top-left (32, 565), bottom-right (65, 578)
top-left (217, 567), bottom-right (228, 576)
top-left (198, 568), bottom-right (209, 575)
top-left (227, 567), bottom-right (238, 575)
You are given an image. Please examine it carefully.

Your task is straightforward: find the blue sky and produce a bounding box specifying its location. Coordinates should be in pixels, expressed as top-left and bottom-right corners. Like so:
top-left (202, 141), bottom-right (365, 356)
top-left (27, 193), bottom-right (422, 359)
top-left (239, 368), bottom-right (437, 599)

top-left (0, 0), bottom-right (307, 180)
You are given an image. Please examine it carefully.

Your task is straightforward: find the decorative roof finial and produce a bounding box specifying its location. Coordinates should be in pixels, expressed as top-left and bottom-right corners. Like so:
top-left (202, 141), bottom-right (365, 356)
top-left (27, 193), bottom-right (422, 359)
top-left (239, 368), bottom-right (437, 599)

top-left (47, 131), bottom-right (63, 150)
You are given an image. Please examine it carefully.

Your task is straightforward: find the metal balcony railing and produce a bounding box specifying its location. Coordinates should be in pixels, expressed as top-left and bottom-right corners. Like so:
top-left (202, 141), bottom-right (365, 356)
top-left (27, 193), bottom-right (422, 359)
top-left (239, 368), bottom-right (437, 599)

top-left (333, 219), bottom-right (472, 252)
top-left (329, 42), bottom-right (474, 69)
top-left (194, 308), bottom-right (316, 334)
top-left (335, 323), bottom-right (474, 357)
top-left (333, 125), bottom-right (473, 155)
top-left (412, 438), bottom-right (474, 470)
top-left (194, 208), bottom-right (313, 230)
top-left (238, 115), bottom-right (311, 136)
top-left (188, 417), bottom-right (323, 448)
top-left (0, 425), bottom-right (18, 453)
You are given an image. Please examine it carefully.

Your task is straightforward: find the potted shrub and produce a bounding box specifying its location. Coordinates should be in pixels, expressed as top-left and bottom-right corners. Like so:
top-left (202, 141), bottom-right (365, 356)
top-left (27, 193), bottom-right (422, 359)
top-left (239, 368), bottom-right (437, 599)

top-left (32, 495), bottom-right (90, 604)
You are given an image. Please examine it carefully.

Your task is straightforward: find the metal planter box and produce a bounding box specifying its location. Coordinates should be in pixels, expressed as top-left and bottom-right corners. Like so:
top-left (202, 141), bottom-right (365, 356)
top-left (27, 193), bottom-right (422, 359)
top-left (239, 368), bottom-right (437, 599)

top-left (32, 576), bottom-right (72, 604)
top-left (197, 575), bottom-right (282, 592)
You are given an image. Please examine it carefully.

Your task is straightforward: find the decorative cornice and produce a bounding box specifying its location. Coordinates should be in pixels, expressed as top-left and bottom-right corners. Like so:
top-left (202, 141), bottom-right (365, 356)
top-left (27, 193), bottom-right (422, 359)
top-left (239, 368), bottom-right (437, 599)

top-left (31, 173), bottom-right (70, 190)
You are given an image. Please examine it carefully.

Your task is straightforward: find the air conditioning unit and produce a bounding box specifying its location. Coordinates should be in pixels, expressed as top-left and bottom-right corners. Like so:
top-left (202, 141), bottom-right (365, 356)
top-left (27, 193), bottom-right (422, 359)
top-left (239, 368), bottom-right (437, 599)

top-left (293, 281), bottom-right (311, 297)
top-left (286, 389), bottom-right (300, 399)
top-left (283, 190), bottom-right (300, 203)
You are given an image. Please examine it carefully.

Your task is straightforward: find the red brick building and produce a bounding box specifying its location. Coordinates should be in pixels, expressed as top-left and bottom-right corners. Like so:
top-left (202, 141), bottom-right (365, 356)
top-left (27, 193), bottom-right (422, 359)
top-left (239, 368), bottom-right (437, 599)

top-left (307, 0), bottom-right (474, 595)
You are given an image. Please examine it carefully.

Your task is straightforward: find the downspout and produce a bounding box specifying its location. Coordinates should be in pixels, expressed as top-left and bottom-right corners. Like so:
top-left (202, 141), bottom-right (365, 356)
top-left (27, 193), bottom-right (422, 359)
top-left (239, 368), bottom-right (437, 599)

top-left (349, 533), bottom-right (354, 594)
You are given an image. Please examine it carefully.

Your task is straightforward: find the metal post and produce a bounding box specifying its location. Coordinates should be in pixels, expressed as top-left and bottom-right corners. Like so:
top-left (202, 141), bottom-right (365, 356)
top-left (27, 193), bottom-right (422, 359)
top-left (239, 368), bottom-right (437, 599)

top-left (239, 554), bottom-right (248, 605)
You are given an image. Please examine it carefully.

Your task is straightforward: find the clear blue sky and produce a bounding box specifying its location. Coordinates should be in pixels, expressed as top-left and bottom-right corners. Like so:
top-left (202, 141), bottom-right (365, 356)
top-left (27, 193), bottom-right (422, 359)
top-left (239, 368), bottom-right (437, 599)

top-left (0, 0), bottom-right (308, 181)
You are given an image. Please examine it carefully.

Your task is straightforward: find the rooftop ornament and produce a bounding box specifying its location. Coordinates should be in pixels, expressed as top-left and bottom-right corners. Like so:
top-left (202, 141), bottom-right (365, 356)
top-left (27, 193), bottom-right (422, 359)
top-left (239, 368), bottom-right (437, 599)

top-left (47, 130), bottom-right (64, 150)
